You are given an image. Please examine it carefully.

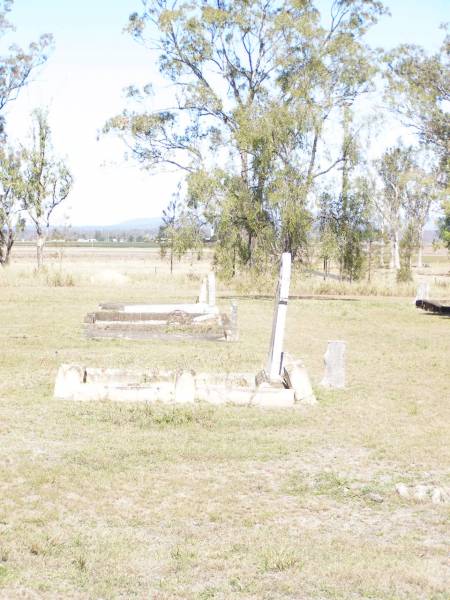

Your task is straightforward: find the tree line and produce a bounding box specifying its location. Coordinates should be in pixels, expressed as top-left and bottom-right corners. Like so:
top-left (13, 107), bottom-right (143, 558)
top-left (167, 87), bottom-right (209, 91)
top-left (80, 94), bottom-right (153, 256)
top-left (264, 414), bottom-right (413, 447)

top-left (105, 0), bottom-right (449, 280)
top-left (1, 0), bottom-right (448, 277)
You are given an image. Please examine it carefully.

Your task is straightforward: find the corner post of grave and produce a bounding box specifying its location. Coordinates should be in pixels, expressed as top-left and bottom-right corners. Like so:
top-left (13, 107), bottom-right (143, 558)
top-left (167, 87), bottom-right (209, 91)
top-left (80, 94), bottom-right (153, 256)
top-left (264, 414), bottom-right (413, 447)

top-left (198, 278), bottom-right (208, 304)
top-left (266, 252), bottom-right (291, 382)
top-left (208, 272), bottom-right (216, 307)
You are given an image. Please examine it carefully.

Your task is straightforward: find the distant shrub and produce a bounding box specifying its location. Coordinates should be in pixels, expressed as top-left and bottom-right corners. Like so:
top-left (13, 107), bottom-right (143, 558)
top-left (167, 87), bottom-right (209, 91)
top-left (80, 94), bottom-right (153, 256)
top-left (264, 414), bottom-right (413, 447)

top-left (46, 270), bottom-right (75, 287)
top-left (396, 265), bottom-right (413, 283)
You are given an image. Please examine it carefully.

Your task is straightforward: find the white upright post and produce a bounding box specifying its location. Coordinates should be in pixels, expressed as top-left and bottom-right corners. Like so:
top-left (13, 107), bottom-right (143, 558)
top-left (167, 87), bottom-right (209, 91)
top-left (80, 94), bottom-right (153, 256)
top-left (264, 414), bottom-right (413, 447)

top-left (199, 278), bottom-right (208, 304)
top-left (266, 253), bottom-right (291, 381)
top-left (208, 272), bottom-right (216, 306)
top-left (415, 283), bottom-right (430, 302)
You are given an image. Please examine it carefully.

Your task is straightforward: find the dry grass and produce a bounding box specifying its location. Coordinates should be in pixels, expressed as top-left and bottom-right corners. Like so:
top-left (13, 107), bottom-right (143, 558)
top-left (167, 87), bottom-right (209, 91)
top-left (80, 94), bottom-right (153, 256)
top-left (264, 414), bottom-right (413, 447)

top-left (0, 246), bottom-right (449, 599)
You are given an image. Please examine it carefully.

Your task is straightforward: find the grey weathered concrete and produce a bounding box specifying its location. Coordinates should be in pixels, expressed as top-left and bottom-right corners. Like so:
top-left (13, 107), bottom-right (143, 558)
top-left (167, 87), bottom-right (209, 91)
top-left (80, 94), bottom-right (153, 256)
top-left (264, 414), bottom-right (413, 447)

top-left (283, 362), bottom-right (317, 404)
top-left (320, 340), bottom-right (346, 389)
top-left (54, 364), bottom-right (299, 408)
top-left (54, 364), bottom-right (85, 400)
top-left (208, 272), bottom-right (216, 306)
top-left (199, 278), bottom-right (208, 304)
top-left (174, 371), bottom-right (196, 404)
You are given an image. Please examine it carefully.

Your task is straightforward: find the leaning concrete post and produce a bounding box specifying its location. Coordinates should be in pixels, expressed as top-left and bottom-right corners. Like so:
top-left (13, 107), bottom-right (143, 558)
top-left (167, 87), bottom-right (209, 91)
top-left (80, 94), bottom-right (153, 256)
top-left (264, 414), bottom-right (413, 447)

top-left (266, 253), bottom-right (291, 381)
top-left (320, 341), bottom-right (346, 388)
top-left (199, 278), bottom-right (207, 304)
top-left (208, 272), bottom-right (216, 306)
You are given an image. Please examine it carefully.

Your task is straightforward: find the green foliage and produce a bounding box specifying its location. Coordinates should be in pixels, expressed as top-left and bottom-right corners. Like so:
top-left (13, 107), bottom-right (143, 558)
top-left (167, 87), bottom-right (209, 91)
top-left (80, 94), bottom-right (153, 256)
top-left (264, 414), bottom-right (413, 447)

top-left (318, 110), bottom-right (374, 282)
top-left (376, 144), bottom-right (442, 270)
top-left (375, 144), bottom-right (416, 269)
top-left (260, 547), bottom-right (301, 573)
top-left (158, 189), bottom-right (203, 273)
top-left (397, 222), bottom-right (416, 282)
top-left (403, 162), bottom-right (443, 261)
top-left (0, 3), bottom-right (53, 267)
top-left (21, 109), bottom-right (73, 269)
top-left (319, 186), bottom-right (371, 282)
top-left (384, 30), bottom-right (449, 182)
top-left (45, 269), bottom-right (75, 287)
top-left (0, 1), bottom-right (53, 136)
top-left (108, 0), bottom-right (386, 273)
top-left (0, 146), bottom-right (24, 265)
top-left (439, 200), bottom-right (450, 251)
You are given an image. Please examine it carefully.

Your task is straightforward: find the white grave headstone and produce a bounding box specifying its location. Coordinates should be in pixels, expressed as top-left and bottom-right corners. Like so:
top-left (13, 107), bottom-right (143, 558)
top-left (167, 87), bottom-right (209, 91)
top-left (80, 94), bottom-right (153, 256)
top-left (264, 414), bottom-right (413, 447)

top-left (266, 253), bottom-right (291, 381)
top-left (415, 283), bottom-right (430, 302)
top-left (208, 272), bottom-right (216, 306)
top-left (284, 361), bottom-right (317, 404)
top-left (174, 371), bottom-right (196, 404)
top-left (320, 340), bottom-right (346, 388)
top-left (199, 278), bottom-right (208, 304)
top-left (54, 364), bottom-right (85, 399)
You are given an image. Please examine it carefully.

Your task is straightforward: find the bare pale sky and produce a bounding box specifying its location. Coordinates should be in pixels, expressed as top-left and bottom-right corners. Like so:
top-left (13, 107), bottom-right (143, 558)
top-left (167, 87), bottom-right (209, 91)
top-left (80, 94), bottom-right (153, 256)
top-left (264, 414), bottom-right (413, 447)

top-left (2, 0), bottom-right (448, 226)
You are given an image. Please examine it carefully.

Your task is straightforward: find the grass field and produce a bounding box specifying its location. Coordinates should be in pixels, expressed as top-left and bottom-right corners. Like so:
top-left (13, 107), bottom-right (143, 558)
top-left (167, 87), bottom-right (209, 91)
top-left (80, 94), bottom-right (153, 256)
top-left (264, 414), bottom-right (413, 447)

top-left (0, 246), bottom-right (449, 599)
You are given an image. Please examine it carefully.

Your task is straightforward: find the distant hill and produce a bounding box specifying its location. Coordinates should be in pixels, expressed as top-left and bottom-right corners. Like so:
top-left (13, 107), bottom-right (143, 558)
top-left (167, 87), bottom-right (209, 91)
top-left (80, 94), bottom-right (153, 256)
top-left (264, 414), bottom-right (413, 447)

top-left (105, 217), bottom-right (162, 230)
top-left (19, 217), bottom-right (163, 241)
top-left (71, 217), bottom-right (162, 232)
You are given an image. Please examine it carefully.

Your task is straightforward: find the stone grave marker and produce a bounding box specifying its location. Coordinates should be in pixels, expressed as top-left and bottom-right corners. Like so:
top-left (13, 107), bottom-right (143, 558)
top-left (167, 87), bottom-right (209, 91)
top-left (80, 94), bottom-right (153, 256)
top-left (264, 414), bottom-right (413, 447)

top-left (415, 283), bottom-right (430, 302)
top-left (320, 340), bottom-right (346, 388)
top-left (208, 272), bottom-right (216, 306)
top-left (199, 278), bottom-right (208, 303)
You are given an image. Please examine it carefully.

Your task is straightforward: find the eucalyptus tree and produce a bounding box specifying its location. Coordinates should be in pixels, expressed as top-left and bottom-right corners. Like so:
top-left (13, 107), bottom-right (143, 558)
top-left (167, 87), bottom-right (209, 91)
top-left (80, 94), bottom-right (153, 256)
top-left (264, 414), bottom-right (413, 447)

top-left (106, 0), bottom-right (386, 272)
top-left (384, 31), bottom-right (449, 183)
top-left (403, 164), bottom-right (442, 268)
top-left (439, 201), bottom-right (450, 251)
top-left (375, 144), bottom-right (415, 270)
top-left (21, 110), bottom-right (73, 270)
top-left (158, 188), bottom-right (203, 273)
top-left (0, 1), bottom-right (53, 135)
top-left (0, 146), bottom-right (24, 264)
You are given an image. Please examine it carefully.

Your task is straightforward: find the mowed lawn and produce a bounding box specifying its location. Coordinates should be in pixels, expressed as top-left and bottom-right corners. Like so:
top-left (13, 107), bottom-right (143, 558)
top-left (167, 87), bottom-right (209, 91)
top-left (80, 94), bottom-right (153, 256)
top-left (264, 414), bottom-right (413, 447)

top-left (0, 252), bottom-right (449, 599)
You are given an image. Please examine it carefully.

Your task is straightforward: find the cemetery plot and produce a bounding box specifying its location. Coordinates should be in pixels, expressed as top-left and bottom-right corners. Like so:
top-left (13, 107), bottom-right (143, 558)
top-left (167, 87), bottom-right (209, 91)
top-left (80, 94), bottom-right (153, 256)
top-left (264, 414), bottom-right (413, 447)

top-left (84, 273), bottom-right (239, 341)
top-left (59, 253), bottom-right (316, 406)
top-left (54, 364), bottom-right (297, 407)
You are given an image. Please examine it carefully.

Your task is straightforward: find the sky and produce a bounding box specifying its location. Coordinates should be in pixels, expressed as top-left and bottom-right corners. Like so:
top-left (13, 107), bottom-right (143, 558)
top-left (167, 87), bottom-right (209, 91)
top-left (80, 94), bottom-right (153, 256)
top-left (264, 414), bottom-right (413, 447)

top-left (2, 0), bottom-right (449, 226)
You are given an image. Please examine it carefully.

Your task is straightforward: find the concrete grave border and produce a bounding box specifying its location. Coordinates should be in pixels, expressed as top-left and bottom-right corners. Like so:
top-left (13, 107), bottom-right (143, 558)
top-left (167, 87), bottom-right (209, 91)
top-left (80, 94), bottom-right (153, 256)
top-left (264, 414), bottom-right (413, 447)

top-left (84, 272), bottom-right (239, 342)
top-left (57, 254), bottom-right (320, 408)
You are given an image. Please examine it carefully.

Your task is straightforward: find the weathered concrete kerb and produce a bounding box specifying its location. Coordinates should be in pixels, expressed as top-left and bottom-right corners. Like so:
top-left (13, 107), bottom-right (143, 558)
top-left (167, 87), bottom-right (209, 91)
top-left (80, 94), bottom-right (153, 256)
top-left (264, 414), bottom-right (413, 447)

top-left (54, 364), bottom-right (300, 407)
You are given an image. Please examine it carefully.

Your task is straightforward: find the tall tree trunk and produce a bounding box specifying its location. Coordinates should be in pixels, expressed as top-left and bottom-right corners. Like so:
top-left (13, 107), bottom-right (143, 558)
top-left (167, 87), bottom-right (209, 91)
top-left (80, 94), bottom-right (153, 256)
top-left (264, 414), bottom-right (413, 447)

top-left (417, 229), bottom-right (423, 268)
top-left (390, 231), bottom-right (400, 270)
top-left (367, 239), bottom-right (372, 282)
top-left (36, 232), bottom-right (46, 270)
top-left (4, 237), bottom-right (13, 265)
top-left (389, 236), bottom-right (395, 269)
top-left (393, 230), bottom-right (400, 270)
top-left (0, 227), bottom-right (14, 265)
